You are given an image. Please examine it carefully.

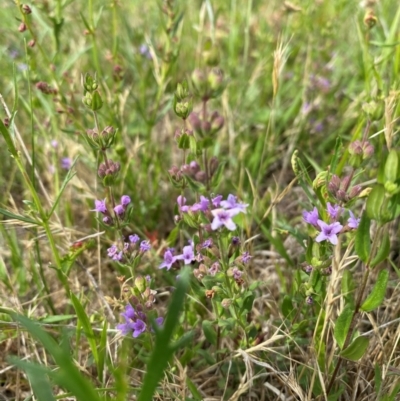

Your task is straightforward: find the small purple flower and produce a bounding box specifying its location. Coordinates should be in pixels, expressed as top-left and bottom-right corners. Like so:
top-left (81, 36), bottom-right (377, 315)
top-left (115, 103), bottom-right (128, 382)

top-left (201, 239), bottom-right (213, 248)
top-left (155, 317), bottom-right (164, 326)
top-left (114, 204), bottom-right (125, 216)
top-left (232, 267), bottom-right (243, 280)
top-left (327, 203), bottom-right (341, 220)
top-left (177, 195), bottom-right (190, 212)
top-left (112, 251), bottom-right (123, 261)
top-left (191, 196), bottom-right (210, 212)
top-left (92, 198), bottom-right (107, 214)
top-left (220, 194), bottom-right (248, 214)
top-left (103, 216), bottom-right (113, 225)
top-left (212, 195), bottom-right (223, 207)
top-left (121, 304), bottom-right (136, 320)
top-left (209, 262), bottom-right (220, 276)
top-left (121, 195), bottom-right (131, 207)
top-left (51, 139), bottom-right (58, 148)
top-left (306, 295), bottom-right (314, 305)
top-left (176, 245), bottom-right (195, 265)
top-left (145, 275), bottom-right (151, 282)
top-left (140, 241), bottom-right (151, 253)
top-left (316, 220), bottom-right (343, 245)
top-left (132, 319), bottom-right (146, 337)
top-left (159, 249), bottom-right (178, 270)
top-left (211, 208), bottom-right (237, 231)
top-left (129, 234), bottom-right (140, 243)
top-left (303, 207), bottom-right (319, 227)
top-left (61, 157), bottom-right (72, 170)
top-left (348, 211), bottom-right (360, 229)
top-left (117, 321), bottom-right (133, 335)
top-left (107, 244), bottom-right (118, 258)
top-left (241, 251), bottom-right (252, 264)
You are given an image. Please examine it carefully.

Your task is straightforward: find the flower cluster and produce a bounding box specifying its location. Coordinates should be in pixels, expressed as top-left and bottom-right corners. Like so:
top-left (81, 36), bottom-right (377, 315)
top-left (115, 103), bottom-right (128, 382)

top-left (117, 304), bottom-right (163, 338)
top-left (107, 234), bottom-right (150, 262)
top-left (91, 195), bottom-right (132, 225)
top-left (303, 203), bottom-right (360, 245)
top-left (178, 193), bottom-right (248, 231)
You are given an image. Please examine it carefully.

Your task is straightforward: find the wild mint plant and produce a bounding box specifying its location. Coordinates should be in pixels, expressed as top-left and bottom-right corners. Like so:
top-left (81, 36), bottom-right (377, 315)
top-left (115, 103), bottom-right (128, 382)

top-left (289, 112), bottom-right (400, 397)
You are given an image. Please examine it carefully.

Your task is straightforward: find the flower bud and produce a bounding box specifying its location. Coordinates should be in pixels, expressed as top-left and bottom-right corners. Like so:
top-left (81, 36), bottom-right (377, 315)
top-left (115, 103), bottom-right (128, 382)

top-left (209, 156), bottom-right (219, 177)
top-left (18, 22), bottom-right (27, 32)
top-left (328, 174), bottom-right (340, 194)
top-left (364, 9), bottom-right (377, 29)
top-left (211, 114), bottom-right (224, 134)
top-left (221, 299), bottom-right (232, 309)
top-left (195, 171), bottom-right (206, 182)
top-left (205, 289), bottom-right (216, 298)
top-left (28, 39), bottom-right (35, 47)
top-left (22, 4), bottom-right (32, 14)
top-left (134, 276), bottom-right (146, 293)
top-left (349, 185), bottom-right (362, 199)
top-left (207, 68), bottom-right (225, 97)
top-left (191, 69), bottom-right (207, 96)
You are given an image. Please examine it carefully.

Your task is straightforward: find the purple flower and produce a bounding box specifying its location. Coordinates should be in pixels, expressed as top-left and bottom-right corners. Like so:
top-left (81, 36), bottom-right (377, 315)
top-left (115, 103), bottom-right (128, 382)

top-left (155, 317), bottom-right (164, 326)
top-left (114, 204), bottom-right (125, 216)
top-left (61, 157), bottom-right (72, 170)
top-left (191, 196), bottom-right (210, 212)
top-left (211, 208), bottom-right (237, 231)
top-left (129, 234), bottom-right (140, 243)
top-left (212, 195), bottom-right (223, 207)
top-left (121, 195), bottom-right (131, 207)
top-left (117, 321), bottom-right (134, 335)
top-left (92, 198), bottom-right (107, 214)
top-left (327, 203), bottom-right (341, 220)
top-left (140, 241), bottom-right (151, 253)
top-left (112, 251), bottom-right (123, 261)
top-left (209, 262), bottom-right (220, 276)
top-left (348, 211), bottom-right (360, 229)
top-left (107, 244), bottom-right (118, 258)
top-left (316, 220), bottom-right (343, 245)
top-left (220, 194), bottom-right (248, 214)
top-left (121, 304), bottom-right (136, 320)
top-left (51, 139), bottom-right (58, 148)
top-left (201, 239), bottom-right (213, 248)
top-left (232, 267), bottom-right (243, 280)
top-left (103, 216), bottom-right (113, 225)
top-left (176, 245), bottom-right (195, 265)
top-left (177, 195), bottom-right (190, 212)
top-left (303, 207), bottom-right (319, 227)
top-left (132, 319), bottom-right (147, 337)
top-left (145, 275), bottom-right (151, 282)
top-left (241, 251), bottom-right (252, 264)
top-left (159, 249), bottom-right (178, 270)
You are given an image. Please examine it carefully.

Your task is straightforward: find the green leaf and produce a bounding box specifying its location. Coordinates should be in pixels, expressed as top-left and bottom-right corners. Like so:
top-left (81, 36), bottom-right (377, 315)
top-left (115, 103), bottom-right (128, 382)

top-left (328, 136), bottom-right (342, 178)
top-left (47, 157), bottom-right (78, 219)
top-left (70, 292), bottom-right (99, 369)
top-left (281, 295), bottom-right (294, 318)
top-left (10, 313), bottom-right (101, 401)
top-left (0, 207), bottom-right (40, 225)
top-left (366, 184), bottom-right (386, 222)
top-left (371, 231), bottom-right (390, 268)
top-left (374, 364), bottom-right (382, 393)
top-left (355, 212), bottom-right (371, 264)
top-left (340, 336), bottom-right (369, 361)
top-left (334, 304), bottom-right (354, 349)
top-left (361, 269), bottom-right (389, 312)
top-left (137, 267), bottom-right (191, 401)
top-left (186, 377), bottom-right (203, 400)
top-left (384, 149), bottom-right (399, 183)
top-left (202, 320), bottom-right (217, 346)
top-left (8, 359), bottom-right (56, 401)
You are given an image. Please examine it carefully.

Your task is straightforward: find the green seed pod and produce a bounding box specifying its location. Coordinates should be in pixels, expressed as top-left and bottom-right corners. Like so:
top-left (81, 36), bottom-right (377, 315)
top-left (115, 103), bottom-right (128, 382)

top-left (366, 184), bottom-right (385, 222)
